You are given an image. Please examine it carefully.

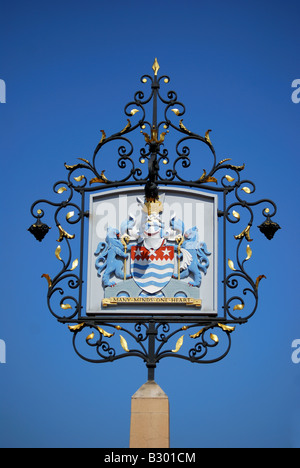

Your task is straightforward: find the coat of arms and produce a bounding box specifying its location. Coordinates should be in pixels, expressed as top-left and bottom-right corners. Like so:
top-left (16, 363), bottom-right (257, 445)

top-left (94, 194), bottom-right (211, 309)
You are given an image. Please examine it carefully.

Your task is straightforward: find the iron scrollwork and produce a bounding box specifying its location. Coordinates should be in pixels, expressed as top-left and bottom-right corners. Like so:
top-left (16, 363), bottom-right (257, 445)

top-left (28, 59), bottom-right (281, 380)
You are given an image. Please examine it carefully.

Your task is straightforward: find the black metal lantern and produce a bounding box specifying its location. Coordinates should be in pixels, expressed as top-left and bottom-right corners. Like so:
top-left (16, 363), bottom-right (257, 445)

top-left (28, 211), bottom-right (51, 242)
top-left (258, 215), bottom-right (281, 240)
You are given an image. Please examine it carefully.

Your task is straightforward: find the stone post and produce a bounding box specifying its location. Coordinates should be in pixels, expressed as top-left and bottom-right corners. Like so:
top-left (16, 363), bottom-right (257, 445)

top-left (129, 380), bottom-right (170, 448)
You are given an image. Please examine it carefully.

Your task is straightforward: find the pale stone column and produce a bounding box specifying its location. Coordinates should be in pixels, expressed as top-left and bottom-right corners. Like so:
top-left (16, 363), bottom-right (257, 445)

top-left (129, 380), bottom-right (170, 448)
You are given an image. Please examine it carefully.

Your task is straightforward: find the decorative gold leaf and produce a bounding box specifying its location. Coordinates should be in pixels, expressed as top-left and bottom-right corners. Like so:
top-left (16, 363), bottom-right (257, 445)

top-left (172, 335), bottom-right (184, 353)
top-left (57, 225), bottom-right (75, 242)
top-left (130, 109), bottom-right (139, 115)
top-left (141, 131), bottom-right (151, 143)
top-left (68, 323), bottom-right (85, 332)
top-left (100, 170), bottom-right (109, 182)
top-left (255, 275), bottom-right (266, 290)
top-left (66, 211), bottom-right (75, 220)
top-left (74, 175), bottom-right (85, 182)
top-left (78, 157), bottom-right (91, 164)
top-left (90, 177), bottom-right (105, 185)
top-left (233, 303), bottom-right (245, 311)
top-left (41, 274), bottom-right (52, 288)
top-left (234, 230), bottom-right (244, 240)
top-left (55, 245), bottom-right (62, 261)
top-left (65, 162), bottom-right (80, 170)
top-left (120, 335), bottom-right (130, 352)
top-left (218, 158), bottom-right (232, 165)
top-left (234, 225), bottom-right (253, 242)
top-left (190, 328), bottom-right (204, 339)
top-left (60, 303), bottom-right (72, 310)
top-left (218, 323), bottom-right (235, 333)
top-left (245, 226), bottom-right (253, 241)
top-left (89, 170), bottom-right (109, 185)
top-left (86, 332), bottom-right (95, 343)
top-left (198, 169), bottom-right (217, 184)
top-left (70, 259), bottom-right (78, 271)
top-left (159, 131), bottom-right (168, 143)
top-left (210, 333), bottom-right (219, 343)
top-left (120, 119), bottom-right (131, 134)
top-left (99, 130), bottom-right (106, 144)
top-left (205, 129), bottom-right (212, 144)
top-left (245, 244), bottom-right (252, 261)
top-left (232, 210), bottom-right (240, 220)
top-left (228, 259), bottom-right (236, 271)
top-left (204, 176), bottom-right (218, 184)
top-left (225, 175), bottom-right (235, 182)
top-left (115, 325), bottom-right (122, 330)
top-left (179, 119), bottom-right (192, 133)
top-left (57, 187), bottom-right (67, 194)
top-left (97, 327), bottom-right (114, 338)
top-left (198, 169), bottom-right (207, 181)
top-left (242, 186), bottom-right (251, 194)
top-left (171, 108), bottom-right (181, 116)
top-left (230, 163), bottom-right (245, 171)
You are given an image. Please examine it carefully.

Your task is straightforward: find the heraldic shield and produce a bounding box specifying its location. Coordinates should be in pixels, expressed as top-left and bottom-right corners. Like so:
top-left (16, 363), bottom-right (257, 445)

top-left (131, 243), bottom-right (175, 295)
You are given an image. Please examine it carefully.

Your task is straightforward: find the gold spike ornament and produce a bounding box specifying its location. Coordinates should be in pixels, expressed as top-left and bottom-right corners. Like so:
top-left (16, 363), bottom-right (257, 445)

top-left (152, 58), bottom-right (160, 76)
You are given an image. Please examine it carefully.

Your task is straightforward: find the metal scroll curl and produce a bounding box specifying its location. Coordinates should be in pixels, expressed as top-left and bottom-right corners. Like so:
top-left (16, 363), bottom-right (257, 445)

top-left (44, 239), bottom-right (80, 320)
top-left (29, 182), bottom-right (83, 321)
top-left (70, 322), bottom-right (148, 364)
top-left (68, 321), bottom-right (233, 367)
top-left (155, 322), bottom-right (233, 365)
top-left (223, 185), bottom-right (279, 322)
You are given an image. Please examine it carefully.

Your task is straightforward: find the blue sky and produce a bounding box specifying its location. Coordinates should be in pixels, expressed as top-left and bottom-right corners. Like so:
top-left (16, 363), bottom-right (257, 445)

top-left (0, 0), bottom-right (299, 448)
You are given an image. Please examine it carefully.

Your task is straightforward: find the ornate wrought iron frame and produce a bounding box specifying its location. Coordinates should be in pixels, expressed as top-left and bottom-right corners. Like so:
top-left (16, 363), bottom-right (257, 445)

top-left (28, 60), bottom-right (281, 380)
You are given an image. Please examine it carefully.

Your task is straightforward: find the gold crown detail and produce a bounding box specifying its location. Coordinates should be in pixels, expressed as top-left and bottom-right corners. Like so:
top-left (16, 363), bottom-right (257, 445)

top-left (143, 200), bottom-right (163, 216)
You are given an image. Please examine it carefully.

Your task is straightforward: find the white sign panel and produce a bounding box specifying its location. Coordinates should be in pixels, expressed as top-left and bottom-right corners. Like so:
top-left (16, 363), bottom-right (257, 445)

top-left (86, 187), bottom-right (218, 315)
